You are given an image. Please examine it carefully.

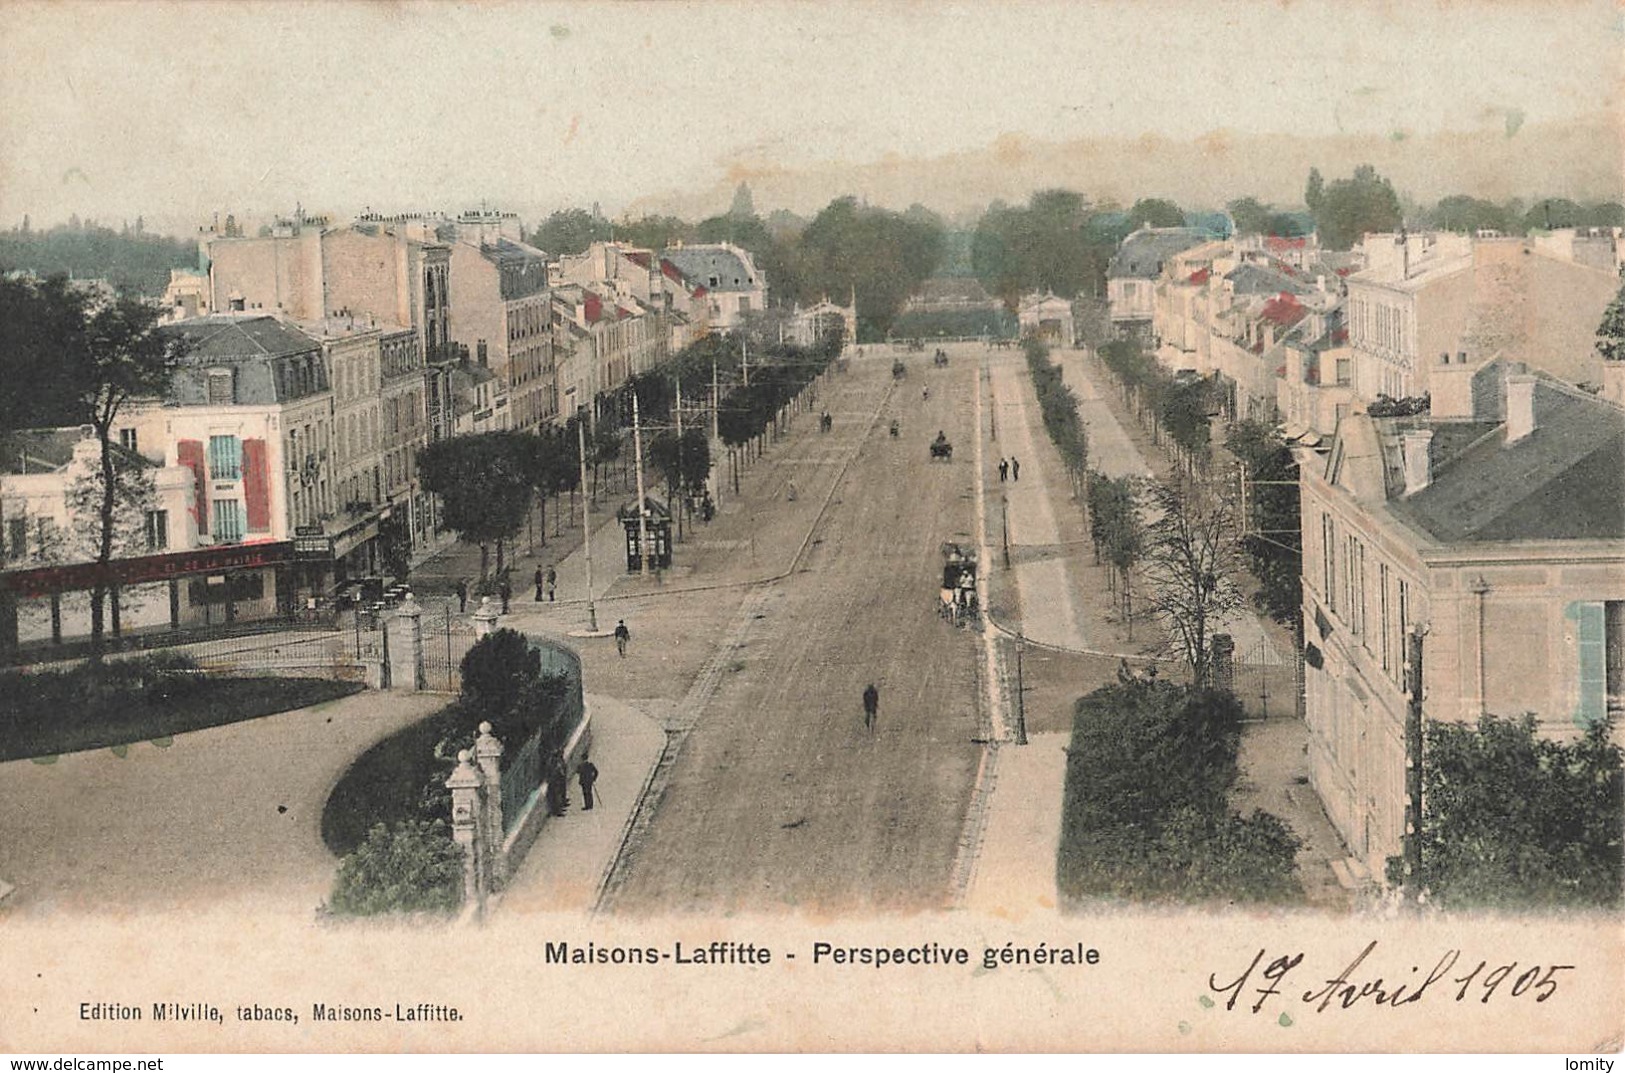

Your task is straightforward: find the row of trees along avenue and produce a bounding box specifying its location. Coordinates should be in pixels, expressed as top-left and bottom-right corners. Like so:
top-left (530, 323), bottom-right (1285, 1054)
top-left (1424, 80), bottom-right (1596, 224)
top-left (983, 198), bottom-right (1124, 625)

top-left (417, 329), bottom-right (841, 580)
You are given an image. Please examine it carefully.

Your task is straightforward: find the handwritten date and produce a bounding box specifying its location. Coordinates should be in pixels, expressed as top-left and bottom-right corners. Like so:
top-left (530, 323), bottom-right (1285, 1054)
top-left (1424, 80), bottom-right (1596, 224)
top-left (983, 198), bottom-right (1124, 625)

top-left (1209, 942), bottom-right (1573, 1014)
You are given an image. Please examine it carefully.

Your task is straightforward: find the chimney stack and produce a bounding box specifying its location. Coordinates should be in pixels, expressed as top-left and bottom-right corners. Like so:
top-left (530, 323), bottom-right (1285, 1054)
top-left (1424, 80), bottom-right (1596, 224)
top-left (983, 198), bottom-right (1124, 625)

top-left (1505, 372), bottom-right (1537, 443)
top-left (1401, 429), bottom-right (1434, 495)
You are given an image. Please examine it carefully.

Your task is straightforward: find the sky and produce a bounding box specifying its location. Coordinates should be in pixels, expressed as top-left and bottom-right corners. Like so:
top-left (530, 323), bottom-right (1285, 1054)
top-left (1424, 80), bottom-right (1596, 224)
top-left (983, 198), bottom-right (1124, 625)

top-left (0, 0), bottom-right (1618, 235)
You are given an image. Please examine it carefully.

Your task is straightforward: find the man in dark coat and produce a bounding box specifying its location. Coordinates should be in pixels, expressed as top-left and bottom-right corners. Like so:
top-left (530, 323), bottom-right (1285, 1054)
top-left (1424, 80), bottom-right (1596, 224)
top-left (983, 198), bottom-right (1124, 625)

top-left (534, 565), bottom-right (546, 602)
top-left (1011, 456), bottom-right (1020, 481)
top-left (614, 619), bottom-right (631, 657)
top-left (577, 756), bottom-right (599, 811)
top-left (862, 683), bottom-right (879, 731)
top-left (545, 751), bottom-right (569, 816)
top-left (546, 565), bottom-right (558, 602)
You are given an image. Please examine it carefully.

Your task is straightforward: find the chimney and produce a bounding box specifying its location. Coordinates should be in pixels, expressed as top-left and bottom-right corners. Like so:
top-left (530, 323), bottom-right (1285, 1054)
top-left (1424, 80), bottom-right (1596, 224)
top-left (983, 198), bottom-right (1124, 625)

top-left (1505, 372), bottom-right (1537, 443)
top-left (1401, 429), bottom-right (1434, 495)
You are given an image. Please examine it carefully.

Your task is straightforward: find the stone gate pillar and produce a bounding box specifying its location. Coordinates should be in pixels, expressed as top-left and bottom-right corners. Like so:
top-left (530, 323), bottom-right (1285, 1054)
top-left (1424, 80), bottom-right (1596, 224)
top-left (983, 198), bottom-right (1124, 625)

top-left (474, 721), bottom-right (505, 887)
top-left (1211, 633), bottom-right (1235, 694)
top-left (386, 592), bottom-right (425, 690)
top-left (445, 749), bottom-right (487, 919)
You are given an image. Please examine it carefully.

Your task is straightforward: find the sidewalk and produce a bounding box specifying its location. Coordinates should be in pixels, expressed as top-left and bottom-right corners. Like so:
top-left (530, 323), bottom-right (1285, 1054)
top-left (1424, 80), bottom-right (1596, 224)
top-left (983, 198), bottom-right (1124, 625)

top-left (963, 734), bottom-right (1068, 918)
top-left (0, 688), bottom-right (446, 917)
top-left (495, 693), bottom-right (666, 914)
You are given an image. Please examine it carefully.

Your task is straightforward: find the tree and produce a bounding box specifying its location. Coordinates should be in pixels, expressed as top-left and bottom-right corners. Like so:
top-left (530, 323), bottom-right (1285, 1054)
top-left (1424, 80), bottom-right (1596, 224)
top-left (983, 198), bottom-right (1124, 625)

top-left (418, 433), bottom-right (534, 579)
top-left (1596, 282), bottom-right (1625, 363)
top-left (76, 297), bottom-right (184, 650)
top-left (0, 273), bottom-right (89, 432)
top-left (1304, 168), bottom-right (1324, 214)
top-left (1428, 194), bottom-right (1511, 235)
top-left (1126, 198), bottom-right (1185, 230)
top-left (528, 208), bottom-right (608, 256)
top-left (1410, 714), bottom-right (1622, 909)
top-left (1225, 420), bottom-right (1302, 626)
top-left (460, 627), bottom-right (540, 718)
top-left (328, 820), bottom-right (463, 916)
top-left (1140, 482), bottom-right (1246, 685)
top-left (796, 196), bottom-right (945, 338)
top-left (1057, 676), bottom-right (1301, 905)
top-left (1312, 165), bottom-right (1403, 250)
top-left (1225, 197), bottom-right (1274, 236)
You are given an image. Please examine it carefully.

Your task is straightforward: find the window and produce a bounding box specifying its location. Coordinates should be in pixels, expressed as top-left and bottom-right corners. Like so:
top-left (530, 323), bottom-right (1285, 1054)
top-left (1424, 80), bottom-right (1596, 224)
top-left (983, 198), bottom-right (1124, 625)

top-left (207, 370), bottom-right (234, 405)
top-left (214, 500), bottom-right (244, 543)
top-left (144, 510), bottom-right (169, 551)
top-left (1608, 601), bottom-right (1625, 716)
top-left (5, 516), bottom-right (26, 561)
top-left (1379, 564), bottom-right (1391, 673)
top-left (1321, 514), bottom-right (1336, 610)
top-left (119, 427), bottom-right (138, 453)
top-left (208, 434), bottom-right (241, 480)
top-left (1335, 358), bottom-right (1351, 386)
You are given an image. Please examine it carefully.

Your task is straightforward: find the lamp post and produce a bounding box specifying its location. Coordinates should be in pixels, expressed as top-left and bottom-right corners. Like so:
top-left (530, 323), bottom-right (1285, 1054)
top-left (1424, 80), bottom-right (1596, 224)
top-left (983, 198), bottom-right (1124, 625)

top-left (576, 413), bottom-right (598, 632)
top-left (632, 391), bottom-right (651, 578)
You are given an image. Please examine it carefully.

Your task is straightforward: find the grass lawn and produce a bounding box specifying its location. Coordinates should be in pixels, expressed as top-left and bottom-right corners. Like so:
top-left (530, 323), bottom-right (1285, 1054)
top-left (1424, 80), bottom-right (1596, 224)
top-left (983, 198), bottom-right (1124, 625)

top-left (321, 707), bottom-right (451, 857)
top-left (0, 657), bottom-right (364, 763)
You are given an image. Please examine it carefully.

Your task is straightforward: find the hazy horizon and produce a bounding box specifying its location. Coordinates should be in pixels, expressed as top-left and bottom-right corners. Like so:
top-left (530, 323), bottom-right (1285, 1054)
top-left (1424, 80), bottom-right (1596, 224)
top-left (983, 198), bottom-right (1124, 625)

top-left (2, 0), bottom-right (1619, 239)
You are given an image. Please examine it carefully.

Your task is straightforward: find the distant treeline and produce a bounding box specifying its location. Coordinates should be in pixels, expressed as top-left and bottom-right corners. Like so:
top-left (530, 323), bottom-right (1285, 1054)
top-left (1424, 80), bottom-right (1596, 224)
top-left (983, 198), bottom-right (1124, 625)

top-left (1, 219), bottom-right (197, 297)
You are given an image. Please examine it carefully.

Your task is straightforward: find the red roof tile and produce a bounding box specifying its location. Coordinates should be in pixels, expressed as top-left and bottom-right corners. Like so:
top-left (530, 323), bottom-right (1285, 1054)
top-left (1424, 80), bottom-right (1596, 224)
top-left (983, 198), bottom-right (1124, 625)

top-left (1188, 267), bottom-right (1210, 285)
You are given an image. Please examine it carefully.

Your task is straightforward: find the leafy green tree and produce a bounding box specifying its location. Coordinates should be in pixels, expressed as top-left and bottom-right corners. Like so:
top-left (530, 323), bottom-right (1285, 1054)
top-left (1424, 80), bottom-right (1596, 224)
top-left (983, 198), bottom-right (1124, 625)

top-left (1304, 168), bottom-right (1325, 214)
top-left (1595, 282), bottom-right (1625, 363)
top-left (528, 208), bottom-right (609, 256)
top-left (0, 273), bottom-right (90, 432)
top-left (1523, 198), bottom-right (1585, 231)
top-left (1428, 194), bottom-right (1511, 234)
top-left (0, 221), bottom-right (199, 296)
top-left (1127, 197), bottom-right (1185, 230)
top-left (328, 820), bottom-right (463, 916)
top-left (1411, 714), bottom-right (1622, 909)
top-left (1226, 420), bottom-right (1302, 626)
top-left (78, 298), bottom-right (186, 649)
top-left (616, 215), bottom-right (692, 252)
top-left (1312, 165), bottom-right (1403, 249)
top-left (797, 196), bottom-right (944, 338)
top-left (1058, 677), bottom-right (1301, 905)
top-left (1225, 197), bottom-right (1274, 236)
top-left (459, 627), bottom-right (540, 717)
top-left (418, 432), bottom-right (535, 579)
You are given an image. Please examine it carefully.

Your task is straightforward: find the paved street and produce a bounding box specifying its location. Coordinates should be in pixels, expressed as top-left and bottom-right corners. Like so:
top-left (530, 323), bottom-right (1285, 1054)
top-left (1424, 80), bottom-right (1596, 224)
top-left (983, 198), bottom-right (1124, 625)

top-left (603, 347), bottom-right (985, 914)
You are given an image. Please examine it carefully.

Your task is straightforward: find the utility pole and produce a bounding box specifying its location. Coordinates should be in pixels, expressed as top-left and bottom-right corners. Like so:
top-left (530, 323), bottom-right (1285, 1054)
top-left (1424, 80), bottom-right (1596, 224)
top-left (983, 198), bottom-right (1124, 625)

top-left (576, 414), bottom-right (598, 632)
top-left (742, 337), bottom-right (750, 388)
top-left (1014, 630), bottom-right (1029, 746)
top-left (1403, 625), bottom-right (1426, 902)
top-left (632, 391), bottom-right (651, 578)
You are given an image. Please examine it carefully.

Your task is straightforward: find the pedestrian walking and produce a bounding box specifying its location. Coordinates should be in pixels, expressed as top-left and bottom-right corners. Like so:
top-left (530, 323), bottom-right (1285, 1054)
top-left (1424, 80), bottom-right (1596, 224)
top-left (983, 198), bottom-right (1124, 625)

top-left (614, 619), bottom-right (631, 657)
top-left (577, 756), bottom-right (599, 811)
top-left (862, 682), bottom-right (879, 731)
top-left (455, 578), bottom-right (468, 613)
top-left (1011, 456), bottom-right (1021, 481)
top-left (545, 750), bottom-right (569, 817)
top-left (546, 565), bottom-right (557, 602)
top-left (998, 458), bottom-right (1009, 482)
top-left (534, 565), bottom-right (545, 602)
top-left (498, 575), bottom-right (512, 614)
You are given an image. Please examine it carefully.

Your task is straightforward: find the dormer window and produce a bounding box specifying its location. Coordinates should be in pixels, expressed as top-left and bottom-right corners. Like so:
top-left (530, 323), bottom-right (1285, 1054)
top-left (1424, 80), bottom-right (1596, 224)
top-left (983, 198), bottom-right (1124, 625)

top-left (207, 369), bottom-right (234, 405)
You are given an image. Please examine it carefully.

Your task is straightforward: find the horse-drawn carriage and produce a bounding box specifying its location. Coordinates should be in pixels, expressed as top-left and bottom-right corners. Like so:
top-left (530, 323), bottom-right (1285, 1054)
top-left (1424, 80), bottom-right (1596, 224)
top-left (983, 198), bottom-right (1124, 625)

top-left (939, 541), bottom-right (979, 625)
top-left (932, 349), bottom-right (949, 368)
top-left (905, 338), bottom-right (926, 353)
top-left (892, 359), bottom-right (907, 380)
top-left (929, 431), bottom-right (952, 461)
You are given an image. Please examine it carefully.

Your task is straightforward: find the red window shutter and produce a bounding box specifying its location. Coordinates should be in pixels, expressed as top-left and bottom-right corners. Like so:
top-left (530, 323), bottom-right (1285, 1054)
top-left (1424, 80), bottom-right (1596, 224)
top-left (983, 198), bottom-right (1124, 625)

top-left (243, 438), bottom-right (271, 531)
top-left (177, 439), bottom-right (208, 534)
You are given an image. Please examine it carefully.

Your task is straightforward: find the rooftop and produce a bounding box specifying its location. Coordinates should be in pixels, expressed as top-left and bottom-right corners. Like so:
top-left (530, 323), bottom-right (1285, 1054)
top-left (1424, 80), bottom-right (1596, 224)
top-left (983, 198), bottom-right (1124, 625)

top-left (1108, 227), bottom-right (1214, 279)
top-left (1384, 378), bottom-right (1625, 543)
